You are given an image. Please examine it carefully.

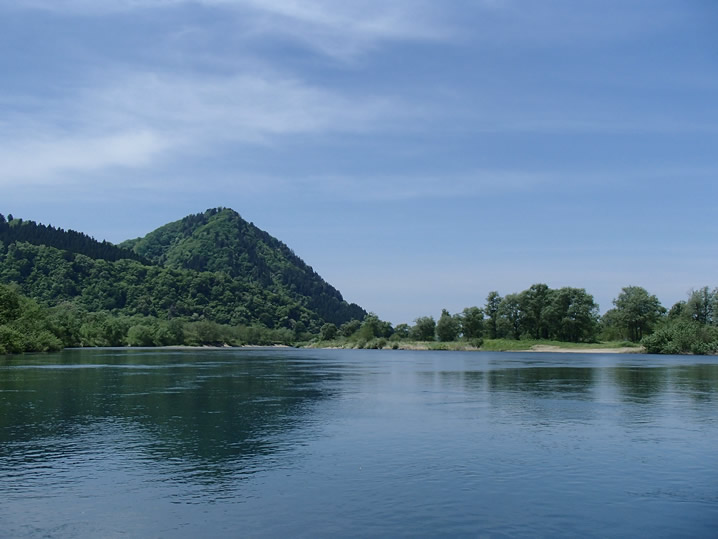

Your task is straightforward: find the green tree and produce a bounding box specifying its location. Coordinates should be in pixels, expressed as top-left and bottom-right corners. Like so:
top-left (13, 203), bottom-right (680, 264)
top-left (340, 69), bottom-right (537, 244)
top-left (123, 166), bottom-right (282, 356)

top-left (485, 291), bottom-right (501, 339)
top-left (543, 287), bottom-right (599, 342)
top-left (436, 309), bottom-right (461, 342)
top-left (127, 324), bottom-right (156, 347)
top-left (339, 319), bottom-right (361, 337)
top-left (609, 286), bottom-right (666, 342)
top-left (393, 323), bottom-right (410, 339)
top-left (497, 294), bottom-right (522, 339)
top-left (0, 284), bottom-right (22, 324)
top-left (519, 283), bottom-right (552, 339)
top-left (320, 322), bottom-right (338, 341)
top-left (459, 306), bottom-right (484, 339)
top-left (685, 286), bottom-right (716, 325)
top-left (411, 316), bottom-right (436, 341)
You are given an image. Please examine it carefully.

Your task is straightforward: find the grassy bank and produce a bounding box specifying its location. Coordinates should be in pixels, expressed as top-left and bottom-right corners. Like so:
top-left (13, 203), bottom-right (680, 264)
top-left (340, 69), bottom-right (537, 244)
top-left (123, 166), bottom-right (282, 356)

top-left (303, 338), bottom-right (643, 353)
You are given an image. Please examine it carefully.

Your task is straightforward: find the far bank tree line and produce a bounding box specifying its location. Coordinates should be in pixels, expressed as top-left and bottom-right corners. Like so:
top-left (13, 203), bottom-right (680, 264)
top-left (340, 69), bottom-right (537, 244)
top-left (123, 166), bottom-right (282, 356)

top-left (2, 281), bottom-right (717, 355)
top-left (319, 284), bottom-right (718, 355)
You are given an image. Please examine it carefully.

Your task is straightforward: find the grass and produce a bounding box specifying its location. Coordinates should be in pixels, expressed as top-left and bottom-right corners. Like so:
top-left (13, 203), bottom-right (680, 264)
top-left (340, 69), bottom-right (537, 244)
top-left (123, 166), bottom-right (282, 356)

top-left (304, 338), bottom-right (641, 352)
top-left (479, 339), bottom-right (641, 351)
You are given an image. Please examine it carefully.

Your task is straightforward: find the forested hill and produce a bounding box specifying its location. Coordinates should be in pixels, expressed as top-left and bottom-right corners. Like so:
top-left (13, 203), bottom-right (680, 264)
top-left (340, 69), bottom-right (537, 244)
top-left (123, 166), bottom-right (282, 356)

top-left (0, 214), bottom-right (147, 263)
top-left (121, 208), bottom-right (365, 325)
top-left (0, 209), bottom-right (365, 331)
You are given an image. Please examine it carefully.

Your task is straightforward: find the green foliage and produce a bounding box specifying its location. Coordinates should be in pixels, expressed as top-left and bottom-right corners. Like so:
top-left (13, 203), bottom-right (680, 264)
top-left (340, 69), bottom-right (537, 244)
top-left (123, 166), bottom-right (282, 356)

top-left (543, 287), bottom-right (599, 343)
top-left (519, 284), bottom-right (552, 339)
top-left (319, 323), bottom-right (338, 341)
top-left (642, 320), bottom-right (718, 355)
top-left (0, 214), bottom-right (146, 263)
top-left (606, 286), bottom-right (666, 342)
top-left (459, 307), bottom-right (484, 339)
top-left (120, 208), bottom-right (366, 327)
top-left (411, 316), bottom-right (436, 341)
top-left (339, 319), bottom-right (361, 337)
top-left (393, 323), bottom-right (410, 339)
top-left (485, 291), bottom-right (501, 339)
top-left (355, 313), bottom-right (393, 341)
top-left (0, 284), bottom-right (63, 354)
top-left (497, 294), bottom-right (523, 339)
top-left (436, 309), bottom-right (460, 342)
top-left (684, 287), bottom-right (717, 325)
top-left (0, 210), bottom-right (368, 342)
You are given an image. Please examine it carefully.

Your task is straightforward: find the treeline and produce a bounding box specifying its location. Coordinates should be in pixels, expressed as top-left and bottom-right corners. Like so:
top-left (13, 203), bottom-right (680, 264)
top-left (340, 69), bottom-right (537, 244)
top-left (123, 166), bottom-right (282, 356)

top-left (315, 284), bottom-right (718, 355)
top-left (0, 213), bottom-right (147, 264)
top-left (0, 283), bottom-right (299, 354)
top-left (315, 284), bottom-right (599, 348)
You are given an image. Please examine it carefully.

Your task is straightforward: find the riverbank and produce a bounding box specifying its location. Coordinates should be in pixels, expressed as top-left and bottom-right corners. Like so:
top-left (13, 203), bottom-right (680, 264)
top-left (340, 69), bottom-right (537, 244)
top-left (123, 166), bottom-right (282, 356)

top-left (303, 339), bottom-right (645, 353)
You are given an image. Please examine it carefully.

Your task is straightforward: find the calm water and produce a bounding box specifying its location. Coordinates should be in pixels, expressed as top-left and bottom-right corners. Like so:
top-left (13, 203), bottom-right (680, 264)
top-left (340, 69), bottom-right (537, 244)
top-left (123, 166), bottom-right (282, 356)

top-left (1, 349), bottom-right (717, 538)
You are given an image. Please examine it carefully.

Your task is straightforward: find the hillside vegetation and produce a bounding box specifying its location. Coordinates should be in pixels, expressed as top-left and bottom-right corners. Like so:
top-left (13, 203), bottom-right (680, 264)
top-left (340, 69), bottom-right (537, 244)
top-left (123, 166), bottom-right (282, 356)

top-left (0, 209), bottom-right (365, 351)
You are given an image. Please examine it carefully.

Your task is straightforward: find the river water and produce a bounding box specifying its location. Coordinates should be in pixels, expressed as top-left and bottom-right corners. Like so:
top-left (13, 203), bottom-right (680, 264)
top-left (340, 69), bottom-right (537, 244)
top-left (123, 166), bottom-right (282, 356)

top-left (1, 348), bottom-right (717, 537)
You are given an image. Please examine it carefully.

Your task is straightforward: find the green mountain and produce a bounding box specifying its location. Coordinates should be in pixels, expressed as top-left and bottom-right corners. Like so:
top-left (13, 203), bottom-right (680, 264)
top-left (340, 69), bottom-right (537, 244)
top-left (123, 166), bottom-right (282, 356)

top-left (121, 208), bottom-right (365, 325)
top-left (0, 209), bottom-right (365, 333)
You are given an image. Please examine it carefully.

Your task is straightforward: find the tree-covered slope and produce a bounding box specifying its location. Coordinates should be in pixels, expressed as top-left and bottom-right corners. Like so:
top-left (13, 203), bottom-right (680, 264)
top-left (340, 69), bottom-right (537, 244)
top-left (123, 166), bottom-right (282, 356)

top-left (0, 213), bottom-right (147, 264)
top-left (121, 208), bottom-right (365, 325)
top-left (0, 209), bottom-right (365, 332)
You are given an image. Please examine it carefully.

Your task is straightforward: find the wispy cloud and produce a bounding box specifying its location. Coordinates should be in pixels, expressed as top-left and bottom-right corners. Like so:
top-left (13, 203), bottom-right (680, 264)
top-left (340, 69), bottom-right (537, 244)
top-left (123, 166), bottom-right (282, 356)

top-left (0, 70), bottom-right (402, 184)
top-left (0, 131), bottom-right (169, 185)
top-left (6, 0), bottom-right (454, 58)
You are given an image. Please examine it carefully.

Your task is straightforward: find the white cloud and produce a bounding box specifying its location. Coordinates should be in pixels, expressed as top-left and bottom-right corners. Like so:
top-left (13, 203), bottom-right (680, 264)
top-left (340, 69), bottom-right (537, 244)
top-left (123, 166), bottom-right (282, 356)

top-left (0, 70), bottom-right (400, 183)
top-left (91, 71), bottom-right (396, 139)
top-left (0, 130), bottom-right (169, 185)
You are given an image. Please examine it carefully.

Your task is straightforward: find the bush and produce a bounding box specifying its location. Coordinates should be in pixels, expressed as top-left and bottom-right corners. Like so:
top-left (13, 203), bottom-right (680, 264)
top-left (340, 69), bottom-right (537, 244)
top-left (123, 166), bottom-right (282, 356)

top-left (0, 325), bottom-right (24, 354)
top-left (641, 321), bottom-right (718, 355)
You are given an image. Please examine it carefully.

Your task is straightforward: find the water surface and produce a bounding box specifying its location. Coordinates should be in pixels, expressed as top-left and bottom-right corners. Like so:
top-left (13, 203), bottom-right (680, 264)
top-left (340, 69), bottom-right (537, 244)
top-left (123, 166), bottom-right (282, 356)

top-left (1, 349), bottom-right (717, 537)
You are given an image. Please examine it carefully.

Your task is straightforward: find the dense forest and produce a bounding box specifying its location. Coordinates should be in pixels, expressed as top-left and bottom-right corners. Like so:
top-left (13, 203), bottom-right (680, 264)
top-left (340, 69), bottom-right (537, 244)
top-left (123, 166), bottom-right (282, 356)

top-left (0, 213), bottom-right (147, 263)
top-left (0, 209), bottom-right (365, 352)
top-left (0, 211), bottom-right (716, 355)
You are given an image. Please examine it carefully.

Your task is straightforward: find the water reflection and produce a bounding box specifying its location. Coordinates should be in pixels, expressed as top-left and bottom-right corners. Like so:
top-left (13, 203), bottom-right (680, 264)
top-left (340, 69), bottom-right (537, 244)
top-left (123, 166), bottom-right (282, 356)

top-left (0, 349), bottom-right (340, 498)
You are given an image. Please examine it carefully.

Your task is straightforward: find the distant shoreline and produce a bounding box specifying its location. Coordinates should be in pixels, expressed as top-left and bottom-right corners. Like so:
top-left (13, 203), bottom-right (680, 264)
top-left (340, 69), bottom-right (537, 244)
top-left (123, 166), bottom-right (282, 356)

top-left (303, 342), bottom-right (647, 354)
top-left (56, 343), bottom-right (645, 354)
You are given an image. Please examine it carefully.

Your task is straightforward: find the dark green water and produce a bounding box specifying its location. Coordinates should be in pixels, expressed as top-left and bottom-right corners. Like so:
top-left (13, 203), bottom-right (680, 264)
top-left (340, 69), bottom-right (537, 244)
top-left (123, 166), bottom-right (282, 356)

top-left (1, 349), bottom-right (717, 538)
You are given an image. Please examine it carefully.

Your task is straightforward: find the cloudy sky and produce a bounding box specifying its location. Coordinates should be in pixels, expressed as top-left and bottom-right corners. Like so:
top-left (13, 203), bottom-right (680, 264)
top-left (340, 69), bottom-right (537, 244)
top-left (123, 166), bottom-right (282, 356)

top-left (2, 0), bottom-right (717, 323)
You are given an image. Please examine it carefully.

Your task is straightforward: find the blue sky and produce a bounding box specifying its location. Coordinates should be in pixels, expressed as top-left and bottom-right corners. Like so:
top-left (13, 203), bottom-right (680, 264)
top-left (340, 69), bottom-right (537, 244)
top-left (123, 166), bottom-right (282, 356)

top-left (2, 0), bottom-right (717, 324)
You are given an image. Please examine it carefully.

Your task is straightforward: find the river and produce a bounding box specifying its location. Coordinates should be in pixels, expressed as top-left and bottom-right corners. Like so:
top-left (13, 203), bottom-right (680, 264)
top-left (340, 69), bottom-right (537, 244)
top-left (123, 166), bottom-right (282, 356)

top-left (1, 348), bottom-right (717, 537)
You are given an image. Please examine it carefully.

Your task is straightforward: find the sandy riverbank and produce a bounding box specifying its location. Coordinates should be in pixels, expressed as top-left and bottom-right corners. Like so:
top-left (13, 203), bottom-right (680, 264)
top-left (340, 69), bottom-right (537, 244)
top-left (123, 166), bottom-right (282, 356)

top-left (527, 345), bottom-right (644, 354)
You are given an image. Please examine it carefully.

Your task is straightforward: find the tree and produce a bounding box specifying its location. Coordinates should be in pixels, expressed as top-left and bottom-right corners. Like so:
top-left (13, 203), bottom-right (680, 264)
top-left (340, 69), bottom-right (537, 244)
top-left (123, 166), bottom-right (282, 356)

top-left (356, 313), bottom-right (392, 340)
top-left (411, 316), bottom-right (436, 341)
top-left (339, 319), bottom-right (361, 337)
top-left (610, 286), bottom-right (666, 342)
top-left (320, 322), bottom-right (338, 341)
top-left (436, 309), bottom-right (460, 342)
top-left (519, 283), bottom-right (552, 339)
top-left (497, 294), bottom-right (523, 339)
top-left (459, 306), bottom-right (484, 339)
top-left (685, 287), bottom-right (716, 325)
top-left (543, 287), bottom-right (599, 342)
top-left (0, 284), bottom-right (22, 324)
top-left (485, 291), bottom-right (502, 339)
top-left (393, 323), bottom-right (410, 339)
